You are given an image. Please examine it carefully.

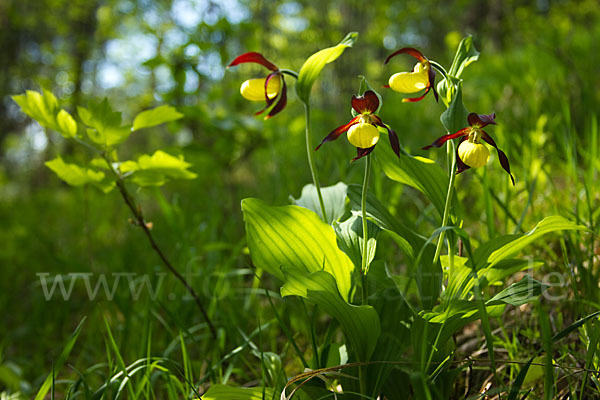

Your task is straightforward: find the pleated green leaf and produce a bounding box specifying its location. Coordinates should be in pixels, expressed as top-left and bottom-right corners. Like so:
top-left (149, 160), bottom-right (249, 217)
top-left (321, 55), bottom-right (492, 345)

top-left (290, 182), bottom-right (348, 224)
top-left (472, 216), bottom-right (587, 269)
top-left (201, 384), bottom-right (274, 400)
top-left (242, 198), bottom-right (354, 300)
top-left (281, 269), bottom-right (380, 361)
top-left (486, 275), bottom-right (548, 306)
top-left (347, 184), bottom-right (422, 261)
top-left (376, 139), bottom-right (453, 219)
top-left (334, 214), bottom-right (379, 270)
top-left (444, 256), bottom-right (543, 302)
top-left (347, 184), bottom-right (442, 309)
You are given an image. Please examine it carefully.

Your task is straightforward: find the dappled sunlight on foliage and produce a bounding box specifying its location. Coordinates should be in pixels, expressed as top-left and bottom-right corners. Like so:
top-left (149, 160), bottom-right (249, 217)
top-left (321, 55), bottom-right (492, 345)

top-left (2, 0), bottom-right (600, 399)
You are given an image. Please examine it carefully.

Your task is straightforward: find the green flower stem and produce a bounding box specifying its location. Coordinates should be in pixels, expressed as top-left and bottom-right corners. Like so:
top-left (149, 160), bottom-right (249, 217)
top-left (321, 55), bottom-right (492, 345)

top-left (433, 140), bottom-right (457, 265)
top-left (429, 60), bottom-right (450, 81)
top-left (101, 153), bottom-right (217, 339)
top-left (361, 154), bottom-right (372, 279)
top-left (280, 69), bottom-right (299, 79)
top-left (359, 154), bottom-right (372, 397)
top-left (427, 142), bottom-right (457, 373)
top-left (359, 367), bottom-right (367, 398)
top-left (304, 103), bottom-right (328, 222)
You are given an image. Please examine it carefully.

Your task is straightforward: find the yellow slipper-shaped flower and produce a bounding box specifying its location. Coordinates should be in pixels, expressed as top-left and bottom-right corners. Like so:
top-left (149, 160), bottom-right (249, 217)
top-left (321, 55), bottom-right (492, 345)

top-left (384, 47), bottom-right (438, 103)
top-left (240, 77), bottom-right (281, 101)
top-left (228, 52), bottom-right (288, 119)
top-left (315, 90), bottom-right (400, 162)
top-left (388, 62), bottom-right (429, 93)
top-left (458, 141), bottom-right (490, 168)
top-left (347, 121), bottom-right (380, 149)
top-left (422, 112), bottom-right (515, 185)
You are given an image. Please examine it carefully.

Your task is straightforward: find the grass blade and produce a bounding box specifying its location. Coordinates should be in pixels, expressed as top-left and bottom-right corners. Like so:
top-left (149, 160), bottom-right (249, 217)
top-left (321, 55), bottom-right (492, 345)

top-left (35, 317), bottom-right (86, 400)
top-left (538, 302), bottom-right (554, 400)
top-left (103, 316), bottom-right (136, 399)
top-left (507, 356), bottom-right (535, 400)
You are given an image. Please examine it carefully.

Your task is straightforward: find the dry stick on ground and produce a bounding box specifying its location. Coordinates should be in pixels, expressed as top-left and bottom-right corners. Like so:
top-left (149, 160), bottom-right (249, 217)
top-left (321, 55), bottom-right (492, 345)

top-left (105, 154), bottom-right (217, 339)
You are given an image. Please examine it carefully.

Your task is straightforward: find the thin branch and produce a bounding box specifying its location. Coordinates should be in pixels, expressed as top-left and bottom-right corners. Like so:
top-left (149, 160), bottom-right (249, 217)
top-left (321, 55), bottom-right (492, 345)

top-left (103, 154), bottom-right (217, 339)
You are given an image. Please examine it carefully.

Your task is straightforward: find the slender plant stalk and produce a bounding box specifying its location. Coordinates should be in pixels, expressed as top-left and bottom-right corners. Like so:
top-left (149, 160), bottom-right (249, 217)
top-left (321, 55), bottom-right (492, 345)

top-left (483, 167), bottom-right (495, 239)
top-left (359, 154), bottom-right (372, 398)
top-left (361, 154), bottom-right (372, 279)
top-left (433, 140), bottom-right (457, 264)
top-left (102, 154), bottom-right (217, 339)
top-left (425, 314), bottom-right (448, 374)
top-left (304, 103), bottom-right (328, 222)
top-left (358, 367), bottom-right (367, 398)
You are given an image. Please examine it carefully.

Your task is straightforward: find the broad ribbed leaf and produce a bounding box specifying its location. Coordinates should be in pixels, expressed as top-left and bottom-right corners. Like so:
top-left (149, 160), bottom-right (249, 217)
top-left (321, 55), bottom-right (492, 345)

top-left (132, 105), bottom-right (183, 131)
top-left (347, 184), bottom-right (423, 261)
top-left (296, 32), bottom-right (358, 103)
top-left (242, 198), bottom-right (354, 300)
top-left (486, 275), bottom-right (548, 306)
top-left (376, 139), bottom-right (452, 219)
top-left (347, 185), bottom-right (442, 309)
top-left (472, 216), bottom-right (587, 269)
top-left (419, 300), bottom-right (505, 349)
top-left (444, 256), bottom-right (543, 302)
top-left (443, 216), bottom-right (584, 303)
top-left (423, 300), bottom-right (505, 324)
top-left (290, 182), bottom-right (347, 224)
top-left (281, 269), bottom-right (380, 361)
top-left (202, 384), bottom-right (274, 400)
top-left (334, 214), bottom-right (379, 270)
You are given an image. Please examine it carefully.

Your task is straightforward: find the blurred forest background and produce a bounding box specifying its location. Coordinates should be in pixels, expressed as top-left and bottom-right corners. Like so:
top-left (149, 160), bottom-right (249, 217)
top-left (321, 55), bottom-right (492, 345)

top-left (1, 0), bottom-right (600, 397)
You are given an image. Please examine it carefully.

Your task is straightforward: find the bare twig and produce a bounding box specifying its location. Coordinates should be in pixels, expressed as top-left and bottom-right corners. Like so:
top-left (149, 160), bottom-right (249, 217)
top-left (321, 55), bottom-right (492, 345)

top-left (103, 154), bottom-right (217, 339)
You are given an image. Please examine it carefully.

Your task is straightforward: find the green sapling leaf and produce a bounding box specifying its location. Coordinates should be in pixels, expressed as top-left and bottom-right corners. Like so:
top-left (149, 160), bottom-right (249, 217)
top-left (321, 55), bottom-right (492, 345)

top-left (132, 105), bottom-right (184, 131)
top-left (12, 90), bottom-right (77, 138)
top-left (119, 150), bottom-right (197, 187)
top-left (78, 98), bottom-right (132, 147)
top-left (46, 157), bottom-right (113, 192)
